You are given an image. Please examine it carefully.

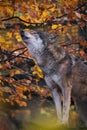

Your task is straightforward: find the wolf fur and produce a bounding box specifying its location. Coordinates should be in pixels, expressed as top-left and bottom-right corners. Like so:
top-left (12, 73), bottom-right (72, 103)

top-left (20, 30), bottom-right (87, 125)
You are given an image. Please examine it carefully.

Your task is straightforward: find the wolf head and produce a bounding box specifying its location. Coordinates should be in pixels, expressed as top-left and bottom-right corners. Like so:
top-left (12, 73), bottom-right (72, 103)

top-left (20, 30), bottom-right (48, 55)
top-left (20, 30), bottom-right (58, 56)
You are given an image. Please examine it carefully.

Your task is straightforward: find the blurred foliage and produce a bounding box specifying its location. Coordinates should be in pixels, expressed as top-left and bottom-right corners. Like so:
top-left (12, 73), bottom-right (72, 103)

top-left (0, 0), bottom-right (87, 129)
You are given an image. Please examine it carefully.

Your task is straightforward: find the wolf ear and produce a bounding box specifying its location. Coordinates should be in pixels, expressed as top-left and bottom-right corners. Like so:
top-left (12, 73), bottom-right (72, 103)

top-left (47, 32), bottom-right (58, 43)
top-left (37, 31), bottom-right (58, 41)
top-left (37, 30), bottom-right (58, 46)
top-left (36, 31), bottom-right (48, 46)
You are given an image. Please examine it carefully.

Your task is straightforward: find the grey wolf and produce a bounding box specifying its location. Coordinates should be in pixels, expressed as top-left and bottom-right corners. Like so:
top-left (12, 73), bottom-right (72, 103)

top-left (20, 30), bottom-right (87, 125)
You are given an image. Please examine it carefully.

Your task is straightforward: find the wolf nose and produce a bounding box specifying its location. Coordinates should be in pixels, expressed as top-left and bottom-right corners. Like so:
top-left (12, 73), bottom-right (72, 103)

top-left (20, 30), bottom-right (24, 37)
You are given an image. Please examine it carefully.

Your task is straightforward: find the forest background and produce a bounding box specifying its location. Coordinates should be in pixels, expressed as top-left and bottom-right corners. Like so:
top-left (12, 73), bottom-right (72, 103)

top-left (0, 0), bottom-right (87, 130)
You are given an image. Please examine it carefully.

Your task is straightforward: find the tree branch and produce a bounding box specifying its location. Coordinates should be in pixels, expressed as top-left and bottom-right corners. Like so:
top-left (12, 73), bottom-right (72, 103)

top-left (1, 2), bottom-right (86, 30)
top-left (11, 47), bottom-right (26, 54)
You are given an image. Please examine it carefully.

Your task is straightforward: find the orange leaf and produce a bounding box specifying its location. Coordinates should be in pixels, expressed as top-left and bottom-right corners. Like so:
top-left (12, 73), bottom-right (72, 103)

top-left (20, 101), bottom-right (27, 107)
top-left (80, 40), bottom-right (87, 47)
top-left (80, 50), bottom-right (85, 56)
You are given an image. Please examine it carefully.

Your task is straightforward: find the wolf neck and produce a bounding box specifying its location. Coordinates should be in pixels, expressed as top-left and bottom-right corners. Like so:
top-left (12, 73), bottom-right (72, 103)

top-left (35, 44), bottom-right (71, 75)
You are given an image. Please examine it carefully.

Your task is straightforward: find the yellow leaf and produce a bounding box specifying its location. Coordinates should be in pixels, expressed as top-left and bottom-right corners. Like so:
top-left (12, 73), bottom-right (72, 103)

top-left (0, 22), bottom-right (5, 28)
top-left (0, 36), bottom-right (5, 42)
top-left (31, 62), bottom-right (44, 79)
top-left (37, 72), bottom-right (43, 78)
top-left (7, 7), bottom-right (13, 15)
top-left (0, 64), bottom-right (2, 69)
top-left (52, 24), bottom-right (58, 29)
top-left (35, 86), bottom-right (41, 91)
top-left (7, 32), bottom-right (12, 38)
top-left (15, 70), bottom-right (21, 74)
top-left (49, 7), bottom-right (56, 12)
top-left (15, 34), bottom-right (22, 42)
top-left (70, 105), bottom-right (75, 110)
top-left (6, 41), bottom-right (12, 45)
top-left (20, 16), bottom-right (28, 22)
top-left (21, 94), bottom-right (27, 99)
top-left (42, 10), bottom-right (49, 18)
top-left (36, 66), bottom-right (42, 73)
top-left (57, 24), bottom-right (62, 28)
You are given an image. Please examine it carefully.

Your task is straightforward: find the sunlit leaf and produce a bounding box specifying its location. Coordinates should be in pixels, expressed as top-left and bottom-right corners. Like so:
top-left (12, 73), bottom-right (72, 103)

top-left (6, 7), bottom-right (13, 15)
top-left (80, 40), bottom-right (87, 47)
top-left (42, 10), bottom-right (49, 18)
top-left (0, 35), bottom-right (5, 42)
top-left (15, 32), bottom-right (22, 42)
top-left (28, 93), bottom-right (32, 99)
top-left (20, 101), bottom-right (27, 107)
top-left (49, 7), bottom-right (56, 12)
top-left (80, 50), bottom-right (85, 56)
top-left (6, 32), bottom-right (12, 38)
top-left (32, 65), bottom-right (43, 78)
top-left (52, 24), bottom-right (58, 29)
top-left (0, 64), bottom-right (2, 69)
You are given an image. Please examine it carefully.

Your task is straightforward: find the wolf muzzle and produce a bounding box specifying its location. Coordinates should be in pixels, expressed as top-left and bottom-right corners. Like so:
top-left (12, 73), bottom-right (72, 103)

top-left (20, 30), bottom-right (25, 37)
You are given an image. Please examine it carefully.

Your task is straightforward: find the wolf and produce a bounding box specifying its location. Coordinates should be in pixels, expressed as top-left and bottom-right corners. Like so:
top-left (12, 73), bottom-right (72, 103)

top-left (20, 30), bottom-right (87, 125)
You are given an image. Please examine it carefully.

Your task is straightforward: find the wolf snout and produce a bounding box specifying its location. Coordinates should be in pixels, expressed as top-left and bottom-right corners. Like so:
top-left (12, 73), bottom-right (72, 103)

top-left (20, 30), bottom-right (25, 37)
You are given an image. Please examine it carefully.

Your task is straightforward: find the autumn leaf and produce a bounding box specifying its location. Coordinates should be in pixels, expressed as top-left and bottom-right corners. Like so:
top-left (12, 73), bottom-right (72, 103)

top-left (0, 64), bottom-right (2, 69)
top-left (80, 50), bottom-right (85, 56)
top-left (6, 7), bottom-right (13, 15)
top-left (80, 40), bottom-right (87, 47)
top-left (28, 93), bottom-right (32, 100)
top-left (49, 7), bottom-right (56, 12)
top-left (32, 65), bottom-right (43, 78)
top-left (10, 69), bottom-right (21, 77)
top-left (6, 32), bottom-right (13, 38)
top-left (20, 15), bottom-right (29, 22)
top-left (14, 32), bottom-right (22, 42)
top-left (0, 89), bottom-right (3, 96)
top-left (19, 101), bottom-right (27, 107)
top-left (52, 24), bottom-right (58, 29)
top-left (0, 35), bottom-right (5, 42)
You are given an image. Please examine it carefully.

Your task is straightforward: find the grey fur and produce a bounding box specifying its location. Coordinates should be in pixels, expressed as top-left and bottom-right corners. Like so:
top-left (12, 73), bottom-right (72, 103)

top-left (20, 30), bottom-right (87, 125)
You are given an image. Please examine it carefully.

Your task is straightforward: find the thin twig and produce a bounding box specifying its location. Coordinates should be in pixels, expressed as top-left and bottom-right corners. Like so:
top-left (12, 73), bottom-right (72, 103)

top-left (2, 16), bottom-right (43, 24)
top-left (11, 64), bottom-right (34, 77)
top-left (1, 3), bottom-right (86, 28)
top-left (11, 47), bottom-right (26, 54)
